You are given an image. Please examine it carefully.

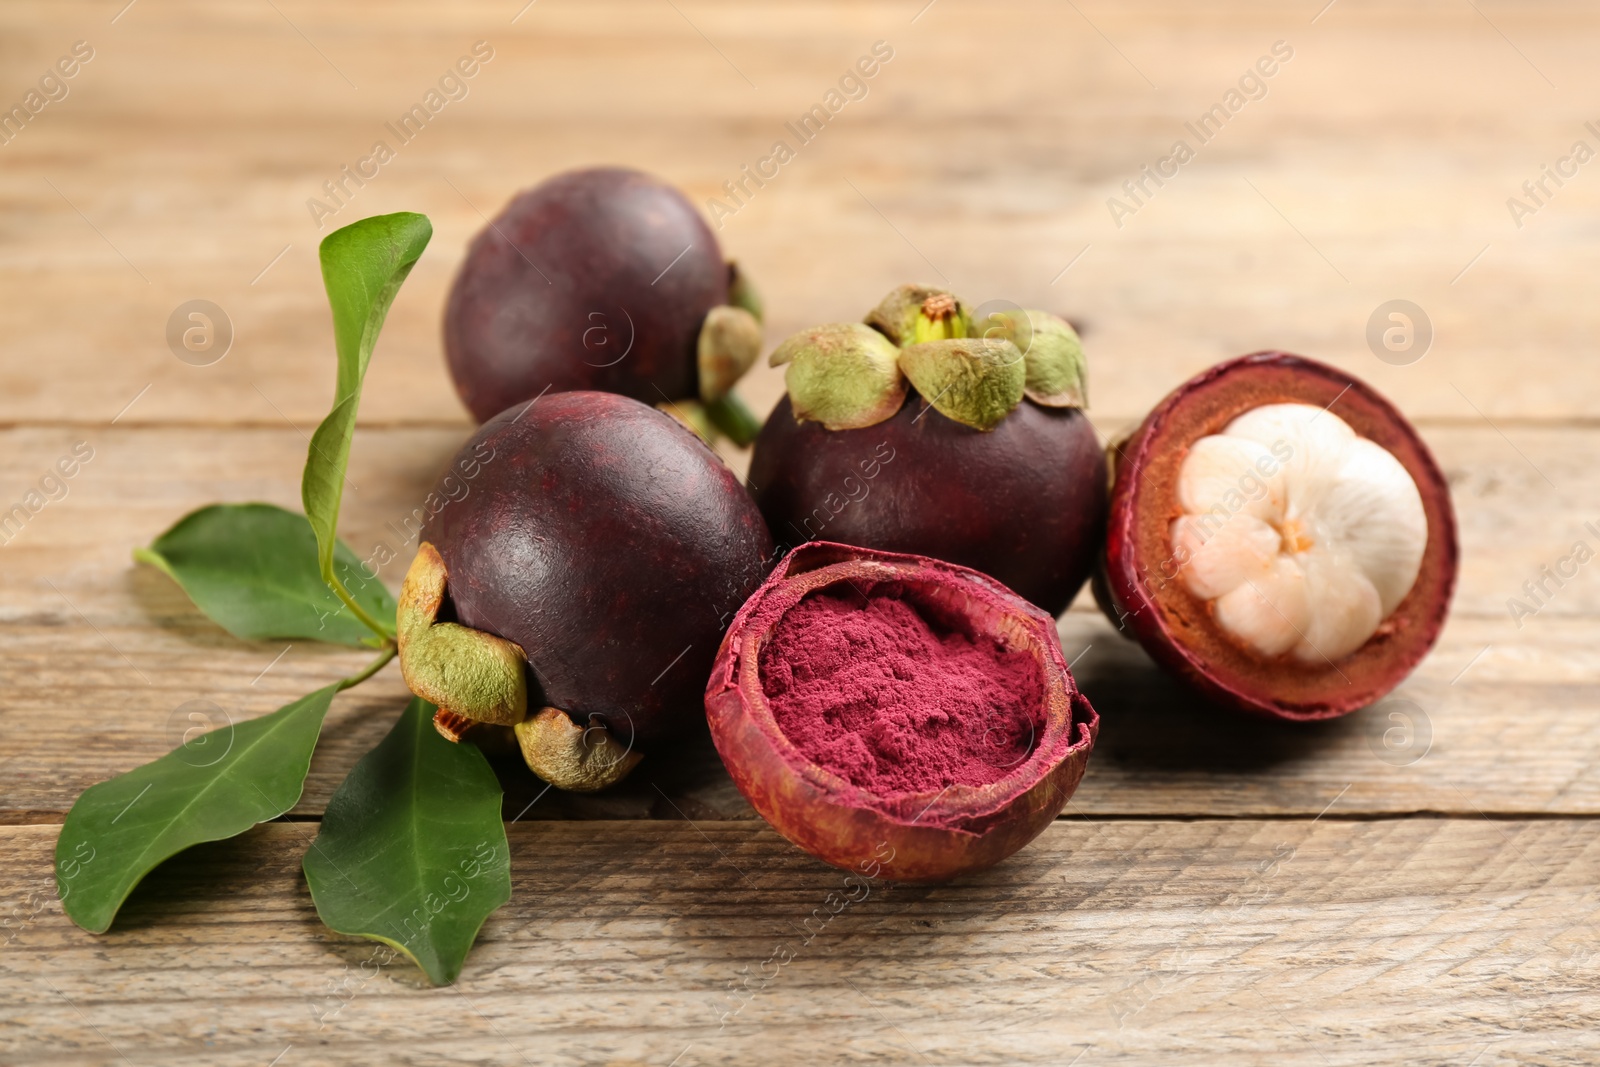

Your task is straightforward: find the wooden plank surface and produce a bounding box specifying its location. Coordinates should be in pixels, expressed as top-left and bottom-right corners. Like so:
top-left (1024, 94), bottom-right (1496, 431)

top-left (2, 0), bottom-right (1598, 1064)
top-left (1, 1), bottom-right (1599, 429)
top-left (5, 820), bottom-right (1600, 1066)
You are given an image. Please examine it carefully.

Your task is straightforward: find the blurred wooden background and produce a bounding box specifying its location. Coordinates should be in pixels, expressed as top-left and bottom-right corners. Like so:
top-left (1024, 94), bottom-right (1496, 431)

top-left (2, 1), bottom-right (1598, 1064)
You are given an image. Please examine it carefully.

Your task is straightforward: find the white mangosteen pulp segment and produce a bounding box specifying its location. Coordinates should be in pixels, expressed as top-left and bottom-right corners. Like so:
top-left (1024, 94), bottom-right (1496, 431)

top-left (1168, 402), bottom-right (1428, 664)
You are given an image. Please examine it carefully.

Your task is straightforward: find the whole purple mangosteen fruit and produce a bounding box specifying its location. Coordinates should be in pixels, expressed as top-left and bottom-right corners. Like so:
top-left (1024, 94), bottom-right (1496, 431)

top-left (748, 285), bottom-right (1107, 616)
top-left (397, 390), bottom-right (774, 791)
top-left (444, 167), bottom-right (764, 444)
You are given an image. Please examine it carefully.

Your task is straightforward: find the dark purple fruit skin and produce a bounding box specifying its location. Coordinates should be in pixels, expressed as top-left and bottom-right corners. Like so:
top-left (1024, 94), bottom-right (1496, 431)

top-left (749, 395), bottom-right (1108, 617)
top-left (424, 391), bottom-right (774, 745)
top-left (444, 167), bottom-right (730, 423)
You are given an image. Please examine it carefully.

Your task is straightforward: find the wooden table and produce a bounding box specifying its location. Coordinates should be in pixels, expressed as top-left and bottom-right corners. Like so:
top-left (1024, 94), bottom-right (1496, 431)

top-left (4, 1), bottom-right (1598, 1063)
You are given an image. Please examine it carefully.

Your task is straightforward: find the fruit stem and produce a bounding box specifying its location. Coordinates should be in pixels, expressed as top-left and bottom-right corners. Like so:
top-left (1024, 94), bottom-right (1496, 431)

top-left (913, 293), bottom-right (968, 343)
top-left (705, 391), bottom-right (761, 447)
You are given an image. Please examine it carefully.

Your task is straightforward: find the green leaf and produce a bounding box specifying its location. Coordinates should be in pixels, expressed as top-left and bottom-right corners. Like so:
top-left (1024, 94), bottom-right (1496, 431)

top-left (302, 212), bottom-right (432, 640)
top-left (134, 503), bottom-right (396, 649)
top-left (304, 698), bottom-right (511, 986)
top-left (321, 212), bottom-right (434, 416)
top-left (56, 683), bottom-right (340, 934)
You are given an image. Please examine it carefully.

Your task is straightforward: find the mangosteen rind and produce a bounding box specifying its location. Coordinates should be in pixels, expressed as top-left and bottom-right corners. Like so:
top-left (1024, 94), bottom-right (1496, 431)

top-left (656, 398), bottom-right (718, 445)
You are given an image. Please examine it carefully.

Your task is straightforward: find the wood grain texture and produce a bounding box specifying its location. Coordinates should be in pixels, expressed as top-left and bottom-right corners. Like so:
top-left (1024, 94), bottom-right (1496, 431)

top-left (4, 820), bottom-right (1599, 1066)
top-left (0, 1), bottom-right (1598, 429)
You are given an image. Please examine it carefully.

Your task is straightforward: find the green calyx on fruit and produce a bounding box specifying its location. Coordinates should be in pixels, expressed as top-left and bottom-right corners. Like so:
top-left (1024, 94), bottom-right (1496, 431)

top-left (727, 260), bottom-right (763, 323)
top-left (899, 337), bottom-right (1026, 431)
top-left (770, 322), bottom-right (909, 430)
top-left (697, 304), bottom-right (763, 405)
top-left (398, 542), bottom-right (528, 734)
top-left (513, 707), bottom-right (643, 792)
top-left (694, 269), bottom-right (763, 447)
top-left (771, 284), bottom-right (1087, 434)
top-left (974, 308), bottom-right (1087, 409)
top-left (399, 542), bottom-right (645, 789)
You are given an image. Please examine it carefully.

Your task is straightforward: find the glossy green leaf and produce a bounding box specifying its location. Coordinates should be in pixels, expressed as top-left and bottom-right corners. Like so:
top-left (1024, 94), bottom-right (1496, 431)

top-left (302, 212), bottom-right (432, 641)
top-left (56, 683), bottom-right (341, 934)
top-left (304, 698), bottom-right (511, 986)
top-left (133, 503), bottom-right (396, 648)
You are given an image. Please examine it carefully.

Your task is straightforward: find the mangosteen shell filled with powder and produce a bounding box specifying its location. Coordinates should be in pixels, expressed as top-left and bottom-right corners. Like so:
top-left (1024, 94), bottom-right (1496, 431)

top-left (706, 541), bottom-right (1098, 883)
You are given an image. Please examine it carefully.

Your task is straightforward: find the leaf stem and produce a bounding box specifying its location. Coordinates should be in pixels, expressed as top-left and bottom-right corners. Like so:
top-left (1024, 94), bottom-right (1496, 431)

top-left (338, 643), bottom-right (397, 691)
top-left (328, 574), bottom-right (396, 643)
